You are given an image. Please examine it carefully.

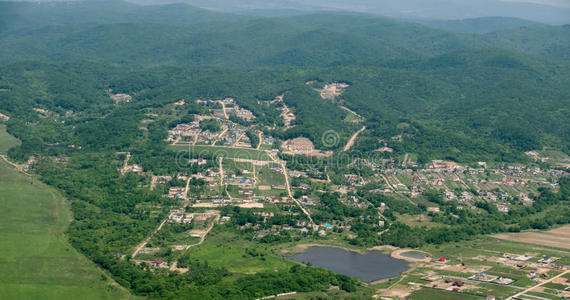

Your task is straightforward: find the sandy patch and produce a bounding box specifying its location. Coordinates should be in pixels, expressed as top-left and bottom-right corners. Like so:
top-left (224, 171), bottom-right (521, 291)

top-left (391, 249), bottom-right (431, 262)
top-left (193, 203), bottom-right (221, 208)
top-left (238, 203), bottom-right (264, 208)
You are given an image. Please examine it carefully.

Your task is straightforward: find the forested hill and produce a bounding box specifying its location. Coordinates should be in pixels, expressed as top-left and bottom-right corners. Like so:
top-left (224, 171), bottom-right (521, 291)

top-left (1, 2), bottom-right (569, 68)
top-left (1, 0), bottom-right (569, 161)
top-left (0, 0), bottom-right (249, 33)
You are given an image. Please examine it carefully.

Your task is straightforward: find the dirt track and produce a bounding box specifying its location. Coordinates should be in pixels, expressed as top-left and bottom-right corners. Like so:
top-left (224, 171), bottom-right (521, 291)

top-left (492, 225), bottom-right (570, 250)
top-left (343, 126), bottom-right (366, 151)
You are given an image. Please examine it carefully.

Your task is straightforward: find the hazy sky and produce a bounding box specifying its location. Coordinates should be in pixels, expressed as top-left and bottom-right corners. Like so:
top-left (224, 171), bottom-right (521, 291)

top-left (500, 0), bottom-right (570, 8)
top-left (6, 0), bottom-right (570, 24)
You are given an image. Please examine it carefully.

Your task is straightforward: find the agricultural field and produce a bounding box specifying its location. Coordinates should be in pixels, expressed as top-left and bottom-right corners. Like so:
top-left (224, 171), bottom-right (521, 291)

top-left (492, 225), bottom-right (570, 250)
top-left (0, 159), bottom-right (133, 299)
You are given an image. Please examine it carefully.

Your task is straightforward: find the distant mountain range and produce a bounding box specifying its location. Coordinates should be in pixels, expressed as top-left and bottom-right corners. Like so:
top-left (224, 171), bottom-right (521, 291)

top-left (122, 0), bottom-right (570, 24)
top-left (4, 0), bottom-right (570, 24)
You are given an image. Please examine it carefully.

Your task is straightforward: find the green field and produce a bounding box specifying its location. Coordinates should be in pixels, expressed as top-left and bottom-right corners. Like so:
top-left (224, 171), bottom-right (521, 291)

top-left (0, 125), bottom-right (20, 154)
top-left (171, 144), bottom-right (272, 161)
top-left (408, 288), bottom-right (483, 300)
top-left (184, 229), bottom-right (293, 273)
top-left (0, 138), bottom-right (132, 299)
top-left (257, 165), bottom-right (287, 186)
top-left (395, 213), bottom-right (449, 229)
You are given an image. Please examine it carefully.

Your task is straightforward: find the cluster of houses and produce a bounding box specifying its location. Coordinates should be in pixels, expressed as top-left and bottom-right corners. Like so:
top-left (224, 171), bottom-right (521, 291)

top-left (168, 211), bottom-right (194, 224)
top-left (167, 119), bottom-right (220, 144)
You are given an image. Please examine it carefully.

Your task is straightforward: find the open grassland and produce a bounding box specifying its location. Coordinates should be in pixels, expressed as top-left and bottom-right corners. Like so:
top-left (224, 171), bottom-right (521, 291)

top-left (0, 125), bottom-right (20, 153)
top-left (171, 144), bottom-right (271, 161)
top-left (492, 225), bottom-right (570, 250)
top-left (0, 158), bottom-right (132, 299)
top-left (258, 165), bottom-right (287, 186)
top-left (184, 229), bottom-right (293, 273)
top-left (395, 213), bottom-right (449, 229)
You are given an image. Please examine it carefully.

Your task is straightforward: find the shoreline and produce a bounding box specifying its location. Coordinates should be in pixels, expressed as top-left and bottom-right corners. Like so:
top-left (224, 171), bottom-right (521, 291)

top-left (282, 242), bottom-right (398, 256)
top-left (391, 249), bottom-right (432, 263)
top-left (282, 243), bottom-right (422, 285)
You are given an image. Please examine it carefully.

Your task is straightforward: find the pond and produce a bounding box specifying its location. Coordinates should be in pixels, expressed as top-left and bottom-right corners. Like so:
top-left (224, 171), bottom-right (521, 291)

top-left (288, 246), bottom-right (408, 282)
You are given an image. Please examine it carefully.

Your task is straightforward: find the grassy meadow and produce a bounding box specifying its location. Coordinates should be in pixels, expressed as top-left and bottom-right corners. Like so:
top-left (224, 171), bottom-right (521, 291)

top-left (184, 229), bottom-right (293, 273)
top-left (0, 129), bottom-right (132, 299)
top-left (0, 124), bottom-right (20, 153)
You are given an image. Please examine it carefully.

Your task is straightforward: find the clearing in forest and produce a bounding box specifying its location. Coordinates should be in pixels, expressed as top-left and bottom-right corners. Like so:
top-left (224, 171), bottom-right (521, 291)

top-left (318, 82), bottom-right (350, 101)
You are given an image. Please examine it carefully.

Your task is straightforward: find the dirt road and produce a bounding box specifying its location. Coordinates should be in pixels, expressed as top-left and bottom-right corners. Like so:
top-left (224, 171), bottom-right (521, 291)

top-left (132, 219), bottom-right (167, 258)
top-left (218, 157), bottom-right (224, 187)
top-left (220, 102), bottom-right (229, 119)
top-left (267, 150), bottom-right (316, 229)
top-left (233, 132), bottom-right (245, 147)
top-left (212, 128), bottom-right (228, 146)
top-left (379, 174), bottom-right (395, 191)
top-left (184, 176), bottom-right (191, 197)
top-left (179, 214), bottom-right (220, 250)
top-left (340, 106), bottom-right (363, 120)
top-left (343, 126), bottom-right (366, 151)
top-left (256, 131), bottom-right (262, 150)
top-left (0, 154), bottom-right (29, 175)
top-left (507, 270), bottom-right (569, 300)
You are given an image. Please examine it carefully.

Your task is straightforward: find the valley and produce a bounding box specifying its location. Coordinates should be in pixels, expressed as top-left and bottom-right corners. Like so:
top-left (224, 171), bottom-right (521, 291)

top-left (0, 1), bottom-right (568, 299)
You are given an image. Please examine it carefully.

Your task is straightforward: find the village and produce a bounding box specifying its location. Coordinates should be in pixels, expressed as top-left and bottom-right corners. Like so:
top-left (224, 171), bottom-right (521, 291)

top-left (115, 94), bottom-right (569, 291)
top-left (3, 76), bottom-right (567, 300)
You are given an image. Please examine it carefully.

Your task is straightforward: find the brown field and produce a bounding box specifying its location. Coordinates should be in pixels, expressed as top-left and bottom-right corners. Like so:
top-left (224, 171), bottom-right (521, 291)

top-left (492, 224), bottom-right (570, 250)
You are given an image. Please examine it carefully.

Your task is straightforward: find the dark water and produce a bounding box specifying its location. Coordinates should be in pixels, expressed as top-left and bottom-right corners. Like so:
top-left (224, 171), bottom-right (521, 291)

top-left (400, 251), bottom-right (429, 260)
top-left (288, 246), bottom-right (408, 282)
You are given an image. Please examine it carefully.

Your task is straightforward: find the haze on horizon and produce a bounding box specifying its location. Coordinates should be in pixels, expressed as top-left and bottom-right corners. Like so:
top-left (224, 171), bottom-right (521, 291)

top-left (8, 0), bottom-right (569, 24)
